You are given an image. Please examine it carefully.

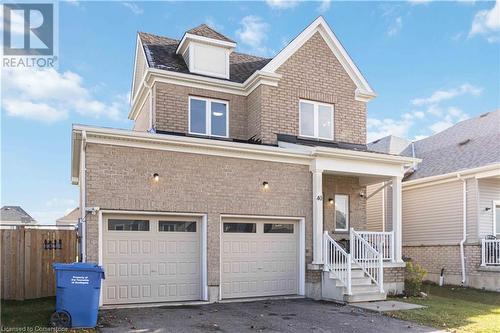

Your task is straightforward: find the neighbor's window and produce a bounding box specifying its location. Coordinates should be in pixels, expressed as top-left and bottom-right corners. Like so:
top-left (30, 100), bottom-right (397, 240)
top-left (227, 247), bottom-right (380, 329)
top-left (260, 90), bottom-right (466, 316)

top-left (159, 221), bottom-right (197, 232)
top-left (223, 223), bottom-right (256, 233)
top-left (495, 203), bottom-right (500, 236)
top-left (334, 195), bottom-right (349, 232)
top-left (108, 219), bottom-right (150, 231)
top-left (189, 96), bottom-right (228, 137)
top-left (299, 100), bottom-right (333, 140)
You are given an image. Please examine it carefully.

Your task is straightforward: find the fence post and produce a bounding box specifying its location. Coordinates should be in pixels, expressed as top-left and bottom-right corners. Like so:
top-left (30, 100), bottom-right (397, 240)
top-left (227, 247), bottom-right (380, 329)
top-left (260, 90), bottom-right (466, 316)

top-left (379, 240), bottom-right (384, 293)
top-left (347, 254), bottom-right (352, 295)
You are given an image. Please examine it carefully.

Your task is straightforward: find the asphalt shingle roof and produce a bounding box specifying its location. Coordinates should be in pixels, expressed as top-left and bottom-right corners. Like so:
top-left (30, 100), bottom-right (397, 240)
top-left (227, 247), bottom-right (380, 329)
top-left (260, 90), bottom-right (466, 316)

top-left (185, 24), bottom-right (235, 43)
top-left (138, 31), bottom-right (271, 83)
top-left (369, 110), bottom-right (500, 181)
top-left (0, 206), bottom-right (36, 223)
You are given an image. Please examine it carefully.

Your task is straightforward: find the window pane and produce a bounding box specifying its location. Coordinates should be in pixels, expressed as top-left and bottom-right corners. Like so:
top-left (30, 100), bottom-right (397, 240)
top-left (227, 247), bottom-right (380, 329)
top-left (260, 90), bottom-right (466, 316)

top-left (264, 223), bottom-right (294, 233)
top-left (108, 219), bottom-right (149, 231)
top-left (223, 223), bottom-right (256, 233)
top-left (159, 221), bottom-right (196, 232)
top-left (190, 98), bottom-right (206, 134)
top-left (300, 102), bottom-right (314, 137)
top-left (211, 102), bottom-right (227, 137)
top-left (335, 195), bottom-right (349, 230)
top-left (318, 105), bottom-right (333, 139)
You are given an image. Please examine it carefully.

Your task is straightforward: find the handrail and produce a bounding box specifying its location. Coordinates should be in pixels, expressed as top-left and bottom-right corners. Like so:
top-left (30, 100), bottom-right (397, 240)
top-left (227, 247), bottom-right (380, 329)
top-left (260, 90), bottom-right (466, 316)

top-left (356, 230), bottom-right (394, 262)
top-left (323, 231), bottom-right (352, 295)
top-left (350, 228), bottom-right (384, 293)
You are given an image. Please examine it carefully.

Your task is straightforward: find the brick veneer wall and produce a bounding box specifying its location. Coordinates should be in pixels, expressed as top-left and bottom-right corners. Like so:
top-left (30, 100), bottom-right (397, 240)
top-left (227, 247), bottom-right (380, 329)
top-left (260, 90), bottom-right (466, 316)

top-left (384, 267), bottom-right (404, 283)
top-left (322, 174), bottom-right (367, 240)
top-left (154, 82), bottom-right (248, 140)
top-left (84, 143), bottom-right (314, 286)
top-left (151, 32), bottom-right (367, 147)
top-left (259, 32), bottom-right (366, 145)
top-left (403, 244), bottom-right (499, 289)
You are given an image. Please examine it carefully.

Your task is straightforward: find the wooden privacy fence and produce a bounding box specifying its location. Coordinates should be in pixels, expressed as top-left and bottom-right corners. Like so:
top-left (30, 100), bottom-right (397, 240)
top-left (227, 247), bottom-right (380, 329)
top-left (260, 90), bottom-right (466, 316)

top-left (1, 226), bottom-right (77, 300)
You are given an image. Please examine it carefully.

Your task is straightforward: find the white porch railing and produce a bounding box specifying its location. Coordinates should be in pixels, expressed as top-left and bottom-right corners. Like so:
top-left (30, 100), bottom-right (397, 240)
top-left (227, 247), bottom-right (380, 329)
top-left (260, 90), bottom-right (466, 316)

top-left (323, 231), bottom-right (352, 295)
top-left (482, 239), bottom-right (500, 266)
top-left (350, 228), bottom-right (384, 293)
top-left (356, 230), bottom-right (395, 262)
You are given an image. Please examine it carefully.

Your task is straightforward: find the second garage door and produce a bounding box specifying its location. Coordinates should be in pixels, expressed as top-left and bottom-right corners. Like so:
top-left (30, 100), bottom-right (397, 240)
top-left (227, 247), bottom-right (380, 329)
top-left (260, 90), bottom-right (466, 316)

top-left (221, 218), bottom-right (299, 299)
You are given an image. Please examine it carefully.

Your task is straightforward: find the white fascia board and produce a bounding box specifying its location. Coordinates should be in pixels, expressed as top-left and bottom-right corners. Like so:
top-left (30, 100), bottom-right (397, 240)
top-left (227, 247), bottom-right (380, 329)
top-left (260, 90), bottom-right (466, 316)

top-left (261, 16), bottom-right (376, 102)
top-left (176, 33), bottom-right (236, 55)
top-left (312, 156), bottom-right (405, 178)
top-left (127, 69), bottom-right (281, 120)
top-left (403, 163), bottom-right (500, 188)
top-left (312, 145), bottom-right (419, 165)
top-left (130, 35), bottom-right (149, 106)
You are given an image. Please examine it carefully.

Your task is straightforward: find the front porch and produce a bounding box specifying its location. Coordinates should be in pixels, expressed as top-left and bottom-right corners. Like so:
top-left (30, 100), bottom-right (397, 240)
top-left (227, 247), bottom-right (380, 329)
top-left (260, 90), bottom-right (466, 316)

top-left (305, 147), bottom-right (411, 302)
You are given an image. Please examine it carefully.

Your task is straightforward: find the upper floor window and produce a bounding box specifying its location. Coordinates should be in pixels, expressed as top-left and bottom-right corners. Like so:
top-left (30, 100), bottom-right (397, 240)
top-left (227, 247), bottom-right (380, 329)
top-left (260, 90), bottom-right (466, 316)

top-left (299, 100), bottom-right (334, 140)
top-left (189, 96), bottom-right (228, 137)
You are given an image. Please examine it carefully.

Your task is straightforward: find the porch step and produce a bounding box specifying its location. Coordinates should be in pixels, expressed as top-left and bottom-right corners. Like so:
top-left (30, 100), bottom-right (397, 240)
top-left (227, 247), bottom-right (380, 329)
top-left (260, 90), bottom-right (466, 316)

top-left (351, 284), bottom-right (381, 293)
top-left (335, 276), bottom-right (372, 287)
top-left (344, 291), bottom-right (387, 303)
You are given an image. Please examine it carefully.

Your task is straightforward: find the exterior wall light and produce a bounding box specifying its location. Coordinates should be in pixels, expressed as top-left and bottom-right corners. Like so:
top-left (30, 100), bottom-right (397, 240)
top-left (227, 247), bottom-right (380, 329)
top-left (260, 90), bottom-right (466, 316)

top-left (153, 173), bottom-right (160, 182)
top-left (328, 198), bottom-right (334, 205)
top-left (262, 181), bottom-right (269, 190)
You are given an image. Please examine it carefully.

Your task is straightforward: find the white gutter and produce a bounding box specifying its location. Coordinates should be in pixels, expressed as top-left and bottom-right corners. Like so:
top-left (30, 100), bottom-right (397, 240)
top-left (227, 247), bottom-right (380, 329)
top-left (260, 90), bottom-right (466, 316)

top-left (80, 130), bottom-right (87, 262)
top-left (457, 173), bottom-right (467, 284)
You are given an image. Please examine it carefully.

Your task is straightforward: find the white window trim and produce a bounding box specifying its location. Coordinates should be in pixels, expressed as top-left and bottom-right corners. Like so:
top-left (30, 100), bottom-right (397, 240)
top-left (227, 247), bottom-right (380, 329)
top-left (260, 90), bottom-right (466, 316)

top-left (188, 96), bottom-right (229, 138)
top-left (334, 194), bottom-right (349, 232)
top-left (493, 200), bottom-right (500, 236)
top-left (298, 99), bottom-right (334, 140)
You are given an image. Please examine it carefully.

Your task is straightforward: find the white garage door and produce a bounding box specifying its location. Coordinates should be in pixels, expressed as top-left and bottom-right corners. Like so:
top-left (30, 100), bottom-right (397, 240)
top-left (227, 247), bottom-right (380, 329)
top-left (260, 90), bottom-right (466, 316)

top-left (102, 215), bottom-right (201, 305)
top-left (221, 218), bottom-right (298, 299)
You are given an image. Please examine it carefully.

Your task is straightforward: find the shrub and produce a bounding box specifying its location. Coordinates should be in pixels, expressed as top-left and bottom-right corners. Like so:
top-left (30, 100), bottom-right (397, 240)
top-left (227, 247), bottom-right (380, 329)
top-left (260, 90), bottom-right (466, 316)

top-left (404, 261), bottom-right (427, 296)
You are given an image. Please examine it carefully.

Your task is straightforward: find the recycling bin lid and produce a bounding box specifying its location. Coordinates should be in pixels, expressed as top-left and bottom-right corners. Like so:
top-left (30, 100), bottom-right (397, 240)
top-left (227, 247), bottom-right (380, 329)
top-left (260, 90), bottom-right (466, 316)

top-left (53, 262), bottom-right (104, 273)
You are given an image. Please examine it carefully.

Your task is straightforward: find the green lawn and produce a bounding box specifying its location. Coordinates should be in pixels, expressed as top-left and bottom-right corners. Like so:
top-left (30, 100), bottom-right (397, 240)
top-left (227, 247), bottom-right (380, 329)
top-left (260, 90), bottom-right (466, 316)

top-left (1, 297), bottom-right (95, 332)
top-left (388, 284), bottom-right (500, 333)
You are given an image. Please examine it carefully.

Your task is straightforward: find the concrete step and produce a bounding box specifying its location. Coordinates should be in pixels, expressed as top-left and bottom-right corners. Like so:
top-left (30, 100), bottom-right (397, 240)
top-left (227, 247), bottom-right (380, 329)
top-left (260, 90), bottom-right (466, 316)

top-left (350, 277), bottom-right (372, 286)
top-left (344, 292), bottom-right (387, 303)
top-left (351, 284), bottom-right (381, 293)
top-left (350, 269), bottom-right (365, 278)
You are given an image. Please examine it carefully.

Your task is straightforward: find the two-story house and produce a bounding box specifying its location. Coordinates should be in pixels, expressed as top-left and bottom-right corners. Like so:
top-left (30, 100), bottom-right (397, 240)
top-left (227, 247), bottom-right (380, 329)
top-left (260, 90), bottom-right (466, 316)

top-left (71, 17), bottom-right (417, 306)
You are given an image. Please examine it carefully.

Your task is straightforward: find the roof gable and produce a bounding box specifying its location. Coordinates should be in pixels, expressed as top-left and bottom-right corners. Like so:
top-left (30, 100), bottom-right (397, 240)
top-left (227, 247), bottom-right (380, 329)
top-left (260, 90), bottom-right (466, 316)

top-left (186, 24), bottom-right (235, 43)
top-left (262, 16), bottom-right (375, 102)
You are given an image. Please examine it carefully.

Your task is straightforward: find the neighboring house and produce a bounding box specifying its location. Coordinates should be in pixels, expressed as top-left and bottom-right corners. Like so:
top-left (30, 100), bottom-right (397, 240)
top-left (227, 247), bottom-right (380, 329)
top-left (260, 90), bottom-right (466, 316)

top-left (71, 17), bottom-right (417, 306)
top-left (56, 208), bottom-right (80, 226)
top-left (0, 206), bottom-right (37, 225)
top-left (367, 110), bottom-right (500, 291)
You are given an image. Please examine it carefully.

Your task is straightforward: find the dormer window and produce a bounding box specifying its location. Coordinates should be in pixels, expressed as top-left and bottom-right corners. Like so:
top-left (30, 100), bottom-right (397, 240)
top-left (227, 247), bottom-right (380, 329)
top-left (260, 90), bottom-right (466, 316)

top-left (176, 24), bottom-right (236, 80)
top-left (189, 96), bottom-right (228, 138)
top-left (299, 99), bottom-right (334, 140)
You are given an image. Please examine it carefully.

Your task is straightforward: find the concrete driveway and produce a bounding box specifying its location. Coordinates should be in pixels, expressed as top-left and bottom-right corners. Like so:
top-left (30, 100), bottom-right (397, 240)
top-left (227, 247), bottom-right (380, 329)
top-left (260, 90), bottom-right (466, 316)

top-left (98, 298), bottom-right (441, 333)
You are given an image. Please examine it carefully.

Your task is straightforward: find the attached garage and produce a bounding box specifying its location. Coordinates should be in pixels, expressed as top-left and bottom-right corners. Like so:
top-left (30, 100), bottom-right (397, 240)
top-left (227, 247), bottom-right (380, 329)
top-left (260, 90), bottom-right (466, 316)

top-left (101, 213), bottom-right (206, 305)
top-left (220, 217), bottom-right (303, 299)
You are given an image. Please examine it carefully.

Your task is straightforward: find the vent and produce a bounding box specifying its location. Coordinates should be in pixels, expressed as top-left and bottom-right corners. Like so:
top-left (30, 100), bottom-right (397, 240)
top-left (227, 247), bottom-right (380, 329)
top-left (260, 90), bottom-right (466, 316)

top-left (480, 112), bottom-right (489, 118)
top-left (458, 139), bottom-right (471, 146)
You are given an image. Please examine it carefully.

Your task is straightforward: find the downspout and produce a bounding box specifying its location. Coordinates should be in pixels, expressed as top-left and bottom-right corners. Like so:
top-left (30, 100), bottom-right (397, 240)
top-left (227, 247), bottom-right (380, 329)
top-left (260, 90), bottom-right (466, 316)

top-left (457, 174), bottom-right (467, 285)
top-left (80, 130), bottom-right (87, 262)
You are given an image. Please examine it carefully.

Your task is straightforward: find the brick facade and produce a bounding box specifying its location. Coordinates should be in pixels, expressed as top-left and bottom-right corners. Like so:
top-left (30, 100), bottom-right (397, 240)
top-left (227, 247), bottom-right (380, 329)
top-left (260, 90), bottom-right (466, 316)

top-left (260, 32), bottom-right (366, 145)
top-left (322, 174), bottom-right (367, 240)
top-left (154, 82), bottom-right (248, 140)
top-left (152, 32), bottom-right (366, 146)
top-left (403, 244), bottom-right (500, 290)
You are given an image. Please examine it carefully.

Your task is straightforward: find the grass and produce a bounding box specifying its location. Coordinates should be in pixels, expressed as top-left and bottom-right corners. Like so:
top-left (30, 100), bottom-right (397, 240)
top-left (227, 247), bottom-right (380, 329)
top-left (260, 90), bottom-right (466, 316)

top-left (1, 297), bottom-right (95, 332)
top-left (388, 283), bottom-right (500, 333)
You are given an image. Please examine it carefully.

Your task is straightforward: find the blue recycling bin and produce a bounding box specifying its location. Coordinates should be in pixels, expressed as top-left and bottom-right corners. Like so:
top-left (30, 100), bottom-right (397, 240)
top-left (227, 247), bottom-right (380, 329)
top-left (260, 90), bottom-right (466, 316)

top-left (52, 262), bottom-right (105, 328)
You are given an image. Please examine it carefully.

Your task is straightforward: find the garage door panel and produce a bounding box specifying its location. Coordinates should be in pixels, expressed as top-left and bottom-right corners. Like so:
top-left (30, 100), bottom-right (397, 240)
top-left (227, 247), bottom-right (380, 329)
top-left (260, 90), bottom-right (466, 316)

top-left (221, 219), bottom-right (298, 299)
top-left (103, 216), bottom-right (201, 305)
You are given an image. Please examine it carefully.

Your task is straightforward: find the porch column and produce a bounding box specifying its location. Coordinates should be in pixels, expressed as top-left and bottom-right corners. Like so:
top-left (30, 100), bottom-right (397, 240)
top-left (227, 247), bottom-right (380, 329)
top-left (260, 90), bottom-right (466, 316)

top-left (312, 169), bottom-right (324, 264)
top-left (392, 176), bottom-right (403, 263)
